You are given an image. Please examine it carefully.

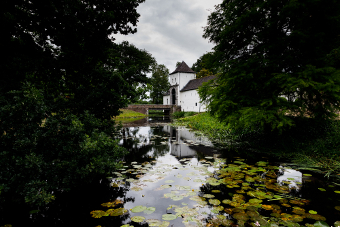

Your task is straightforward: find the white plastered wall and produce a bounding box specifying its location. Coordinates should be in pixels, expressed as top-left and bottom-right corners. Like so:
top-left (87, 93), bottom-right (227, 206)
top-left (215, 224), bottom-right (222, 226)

top-left (163, 95), bottom-right (170, 105)
top-left (179, 89), bottom-right (207, 112)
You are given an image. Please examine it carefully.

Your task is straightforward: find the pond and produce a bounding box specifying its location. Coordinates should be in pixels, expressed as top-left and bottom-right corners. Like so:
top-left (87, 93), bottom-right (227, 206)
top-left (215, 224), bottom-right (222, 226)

top-left (1, 118), bottom-right (340, 226)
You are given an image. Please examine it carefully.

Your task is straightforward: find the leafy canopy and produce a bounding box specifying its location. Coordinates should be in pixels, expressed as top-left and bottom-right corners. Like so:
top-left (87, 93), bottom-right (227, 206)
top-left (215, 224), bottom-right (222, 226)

top-left (0, 0), bottom-right (154, 205)
top-left (149, 64), bottom-right (170, 104)
top-left (201, 0), bottom-right (340, 131)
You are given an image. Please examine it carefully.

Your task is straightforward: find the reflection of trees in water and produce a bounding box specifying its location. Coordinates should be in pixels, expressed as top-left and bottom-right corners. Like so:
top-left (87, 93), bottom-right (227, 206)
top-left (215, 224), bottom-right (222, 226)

top-left (5, 176), bottom-right (135, 226)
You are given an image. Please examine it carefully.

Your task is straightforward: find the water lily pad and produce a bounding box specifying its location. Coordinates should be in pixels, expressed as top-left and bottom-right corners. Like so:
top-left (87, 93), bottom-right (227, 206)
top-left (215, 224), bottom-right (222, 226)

top-left (205, 156), bottom-right (214, 159)
top-left (335, 191), bottom-right (340, 194)
top-left (131, 186), bottom-right (143, 191)
top-left (314, 221), bottom-right (330, 227)
top-left (131, 205), bottom-right (147, 213)
top-left (131, 216), bottom-right (146, 222)
top-left (292, 207), bottom-right (305, 215)
top-left (198, 200), bottom-right (208, 205)
top-left (171, 195), bottom-right (184, 201)
top-left (248, 198), bottom-right (262, 205)
top-left (210, 182), bottom-right (221, 186)
top-left (203, 194), bottom-right (215, 198)
top-left (212, 190), bottom-right (221, 193)
top-left (160, 185), bottom-right (172, 189)
top-left (303, 174), bottom-right (312, 176)
top-left (318, 188), bottom-right (326, 191)
top-left (146, 219), bottom-right (170, 227)
top-left (190, 196), bottom-right (205, 202)
top-left (215, 206), bottom-right (224, 211)
top-left (233, 212), bottom-right (249, 221)
top-left (309, 210), bottom-right (317, 214)
top-left (211, 208), bottom-right (220, 214)
top-left (90, 210), bottom-right (106, 218)
top-left (101, 199), bottom-right (123, 207)
top-left (108, 208), bottom-right (128, 216)
top-left (162, 214), bottom-right (177, 221)
top-left (304, 213), bottom-right (326, 221)
top-left (209, 199), bottom-right (221, 205)
top-left (144, 207), bottom-right (156, 214)
top-left (256, 161), bottom-right (268, 166)
top-left (216, 215), bottom-right (226, 220)
top-left (222, 199), bottom-right (231, 204)
top-left (335, 206), bottom-right (340, 211)
top-left (165, 180), bottom-right (174, 183)
top-left (193, 178), bottom-right (204, 182)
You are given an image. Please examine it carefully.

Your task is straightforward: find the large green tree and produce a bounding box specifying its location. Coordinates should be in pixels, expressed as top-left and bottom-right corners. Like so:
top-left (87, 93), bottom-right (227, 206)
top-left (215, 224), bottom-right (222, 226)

top-left (0, 0), bottom-right (154, 205)
top-left (192, 51), bottom-right (221, 76)
top-left (149, 64), bottom-right (170, 104)
top-left (201, 0), bottom-right (340, 131)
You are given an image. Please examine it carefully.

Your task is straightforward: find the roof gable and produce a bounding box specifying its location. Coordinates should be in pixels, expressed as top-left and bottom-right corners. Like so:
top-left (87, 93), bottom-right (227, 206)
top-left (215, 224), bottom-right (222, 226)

top-left (180, 75), bottom-right (216, 92)
top-left (169, 61), bottom-right (195, 75)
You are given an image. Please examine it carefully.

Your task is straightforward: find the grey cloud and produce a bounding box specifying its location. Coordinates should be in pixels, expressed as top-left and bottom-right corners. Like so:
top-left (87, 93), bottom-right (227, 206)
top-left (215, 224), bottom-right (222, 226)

top-left (113, 0), bottom-right (221, 71)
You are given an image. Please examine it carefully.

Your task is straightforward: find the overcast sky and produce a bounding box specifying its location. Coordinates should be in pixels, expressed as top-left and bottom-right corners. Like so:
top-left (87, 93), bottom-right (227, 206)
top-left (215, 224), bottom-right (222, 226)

top-left (113, 0), bottom-right (221, 73)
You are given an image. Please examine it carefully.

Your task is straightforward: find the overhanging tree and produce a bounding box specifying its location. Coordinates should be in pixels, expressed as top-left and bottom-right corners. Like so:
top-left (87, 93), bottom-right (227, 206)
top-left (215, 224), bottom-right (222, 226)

top-left (201, 0), bottom-right (340, 131)
top-left (149, 64), bottom-right (170, 104)
top-left (192, 51), bottom-right (221, 76)
top-left (0, 0), bottom-right (154, 205)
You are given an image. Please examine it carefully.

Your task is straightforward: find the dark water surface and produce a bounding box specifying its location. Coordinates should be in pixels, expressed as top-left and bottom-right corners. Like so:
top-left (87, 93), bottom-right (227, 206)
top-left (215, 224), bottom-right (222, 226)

top-left (1, 117), bottom-right (340, 226)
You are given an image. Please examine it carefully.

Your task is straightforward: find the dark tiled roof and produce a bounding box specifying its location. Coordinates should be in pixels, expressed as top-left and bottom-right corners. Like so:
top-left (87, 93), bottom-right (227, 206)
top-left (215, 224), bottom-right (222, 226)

top-left (180, 75), bottom-right (216, 92)
top-left (169, 61), bottom-right (195, 75)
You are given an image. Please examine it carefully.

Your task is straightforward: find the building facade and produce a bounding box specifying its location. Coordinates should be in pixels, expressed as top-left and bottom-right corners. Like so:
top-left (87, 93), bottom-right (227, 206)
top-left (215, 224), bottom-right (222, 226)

top-left (163, 61), bottom-right (215, 112)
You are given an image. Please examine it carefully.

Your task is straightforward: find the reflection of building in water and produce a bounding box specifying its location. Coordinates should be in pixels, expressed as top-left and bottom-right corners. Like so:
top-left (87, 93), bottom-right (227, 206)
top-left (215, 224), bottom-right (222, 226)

top-left (163, 125), bottom-right (214, 158)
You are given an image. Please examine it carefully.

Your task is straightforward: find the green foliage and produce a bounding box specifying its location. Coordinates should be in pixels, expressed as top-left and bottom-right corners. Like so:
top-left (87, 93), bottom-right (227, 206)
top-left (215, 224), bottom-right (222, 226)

top-left (0, 0), bottom-right (153, 205)
top-left (149, 64), bottom-right (170, 104)
top-left (202, 0), bottom-right (340, 131)
top-left (175, 113), bottom-right (231, 143)
top-left (192, 52), bottom-right (221, 75)
top-left (196, 68), bottom-right (214, 79)
top-left (172, 111), bottom-right (197, 119)
top-left (0, 85), bottom-right (127, 205)
top-left (115, 109), bottom-right (146, 118)
top-left (175, 113), bottom-right (340, 173)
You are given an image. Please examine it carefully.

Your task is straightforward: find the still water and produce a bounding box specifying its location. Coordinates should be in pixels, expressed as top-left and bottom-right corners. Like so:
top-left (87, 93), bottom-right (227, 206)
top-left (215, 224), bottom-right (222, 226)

top-left (1, 118), bottom-right (340, 226)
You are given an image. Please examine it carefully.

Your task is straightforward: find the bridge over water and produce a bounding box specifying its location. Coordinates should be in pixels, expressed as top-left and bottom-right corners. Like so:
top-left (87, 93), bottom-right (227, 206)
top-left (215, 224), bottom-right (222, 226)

top-left (125, 104), bottom-right (181, 115)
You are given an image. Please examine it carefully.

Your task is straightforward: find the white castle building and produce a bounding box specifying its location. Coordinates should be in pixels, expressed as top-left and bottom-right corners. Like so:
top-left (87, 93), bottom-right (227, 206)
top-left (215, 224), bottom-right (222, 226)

top-left (162, 61), bottom-right (215, 112)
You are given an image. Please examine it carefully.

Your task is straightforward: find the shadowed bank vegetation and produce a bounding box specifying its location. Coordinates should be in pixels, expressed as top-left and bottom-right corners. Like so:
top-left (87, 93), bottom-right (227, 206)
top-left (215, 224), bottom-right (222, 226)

top-left (174, 113), bottom-right (340, 176)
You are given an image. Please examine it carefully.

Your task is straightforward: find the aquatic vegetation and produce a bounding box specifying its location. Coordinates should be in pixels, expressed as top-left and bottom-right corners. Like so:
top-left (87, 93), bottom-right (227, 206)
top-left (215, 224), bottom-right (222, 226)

top-left (90, 154), bottom-right (340, 226)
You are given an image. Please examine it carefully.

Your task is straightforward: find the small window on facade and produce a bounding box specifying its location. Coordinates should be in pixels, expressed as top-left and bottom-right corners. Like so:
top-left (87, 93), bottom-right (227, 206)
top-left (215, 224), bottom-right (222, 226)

top-left (195, 103), bottom-right (197, 106)
top-left (175, 78), bottom-right (176, 82)
top-left (172, 79), bottom-right (173, 83)
top-left (167, 99), bottom-right (168, 104)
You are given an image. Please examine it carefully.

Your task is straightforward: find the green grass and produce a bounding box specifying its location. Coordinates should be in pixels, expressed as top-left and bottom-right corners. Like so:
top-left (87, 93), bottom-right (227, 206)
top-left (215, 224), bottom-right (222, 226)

top-left (172, 111), bottom-right (197, 119)
top-left (114, 109), bottom-right (146, 119)
top-left (174, 113), bottom-right (340, 177)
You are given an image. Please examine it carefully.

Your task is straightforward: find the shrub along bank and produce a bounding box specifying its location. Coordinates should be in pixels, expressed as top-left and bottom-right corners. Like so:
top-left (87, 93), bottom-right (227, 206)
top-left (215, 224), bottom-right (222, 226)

top-left (174, 113), bottom-right (340, 177)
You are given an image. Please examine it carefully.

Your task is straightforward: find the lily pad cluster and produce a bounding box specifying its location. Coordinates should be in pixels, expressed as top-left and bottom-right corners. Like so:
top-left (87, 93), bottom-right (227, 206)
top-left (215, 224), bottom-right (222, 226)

top-left (92, 152), bottom-right (340, 226)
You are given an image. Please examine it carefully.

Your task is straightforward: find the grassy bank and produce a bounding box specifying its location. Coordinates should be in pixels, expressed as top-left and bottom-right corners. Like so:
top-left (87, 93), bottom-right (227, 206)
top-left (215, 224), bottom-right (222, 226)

top-left (174, 113), bottom-right (340, 177)
top-left (114, 109), bottom-right (146, 119)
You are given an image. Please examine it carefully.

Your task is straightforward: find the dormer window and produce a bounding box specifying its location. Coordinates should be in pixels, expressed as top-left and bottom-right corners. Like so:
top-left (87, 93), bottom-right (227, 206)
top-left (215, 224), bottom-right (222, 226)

top-left (175, 78), bottom-right (176, 83)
